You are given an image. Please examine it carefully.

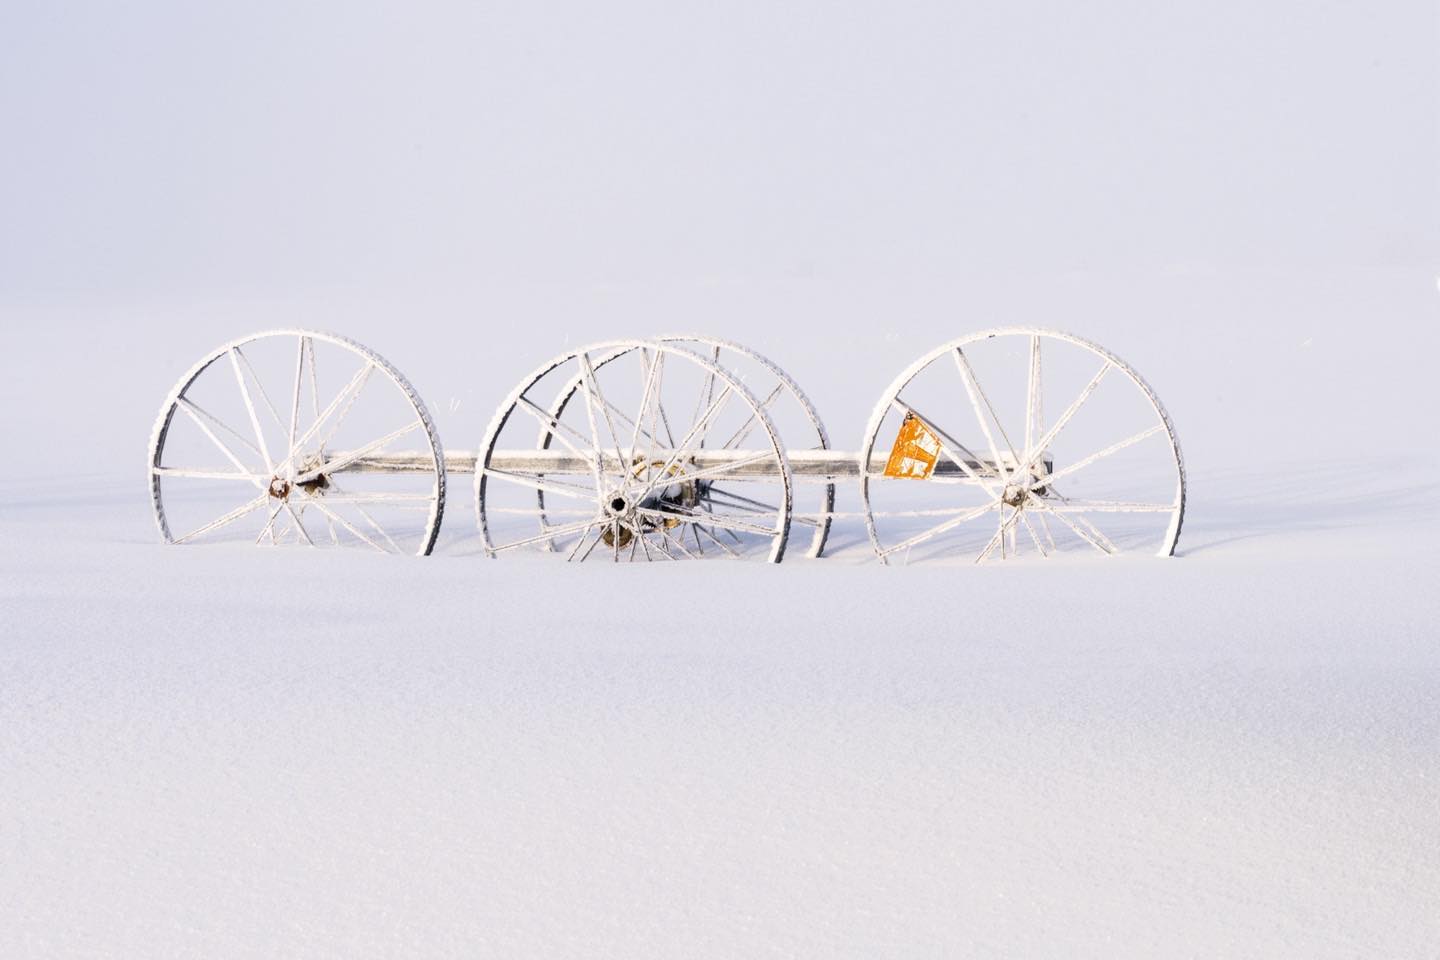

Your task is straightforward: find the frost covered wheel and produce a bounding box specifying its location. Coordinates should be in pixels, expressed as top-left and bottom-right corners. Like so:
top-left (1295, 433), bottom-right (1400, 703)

top-left (655, 336), bottom-right (834, 558)
top-left (860, 329), bottom-right (1185, 564)
top-left (476, 340), bottom-right (793, 562)
top-left (149, 331), bottom-right (446, 555)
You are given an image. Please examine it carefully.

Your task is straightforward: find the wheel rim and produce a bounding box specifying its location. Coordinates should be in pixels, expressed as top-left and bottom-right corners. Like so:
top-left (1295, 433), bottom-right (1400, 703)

top-left (656, 335), bottom-right (834, 558)
top-left (859, 328), bottom-right (1185, 564)
top-left (149, 330), bottom-right (446, 555)
top-left (475, 340), bottom-right (793, 562)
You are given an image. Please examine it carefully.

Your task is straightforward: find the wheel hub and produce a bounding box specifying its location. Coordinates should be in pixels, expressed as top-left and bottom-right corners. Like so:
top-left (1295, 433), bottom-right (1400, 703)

top-left (598, 460), bottom-right (708, 549)
top-left (600, 490), bottom-right (636, 548)
top-left (604, 491), bottom-right (633, 519)
top-left (1002, 484), bottom-right (1028, 508)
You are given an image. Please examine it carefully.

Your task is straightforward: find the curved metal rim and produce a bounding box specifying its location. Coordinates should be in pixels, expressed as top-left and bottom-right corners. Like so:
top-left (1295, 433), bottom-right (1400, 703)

top-left (147, 328), bottom-right (447, 556)
top-left (858, 327), bottom-right (1186, 562)
top-left (654, 334), bottom-right (834, 558)
top-left (474, 338), bottom-right (794, 563)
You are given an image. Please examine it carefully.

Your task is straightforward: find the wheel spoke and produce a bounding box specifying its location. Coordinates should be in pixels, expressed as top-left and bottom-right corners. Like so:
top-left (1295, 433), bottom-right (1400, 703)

top-left (288, 336), bottom-right (306, 462)
top-left (514, 394), bottom-right (597, 465)
top-left (229, 348), bottom-right (275, 473)
top-left (282, 501), bottom-right (316, 547)
top-left (232, 345), bottom-right (289, 435)
top-left (689, 344), bottom-right (721, 447)
top-left (295, 421), bottom-right (422, 484)
top-left (256, 502), bottom-right (285, 545)
top-left (174, 494), bottom-right (268, 544)
top-left (1022, 360), bottom-right (1112, 473)
top-left (573, 356), bottom-right (611, 495)
top-left (631, 346), bottom-right (663, 482)
top-left (655, 450), bottom-right (778, 486)
top-left (299, 492), bottom-right (434, 504)
top-left (599, 396), bottom-right (663, 452)
top-left (305, 499), bottom-right (388, 553)
top-left (1066, 508), bottom-right (1119, 553)
top-left (636, 505), bottom-right (777, 538)
top-left (864, 505), bottom-right (999, 519)
top-left (563, 524), bottom-right (601, 561)
top-left (975, 507), bottom-right (1024, 564)
top-left (649, 351), bottom-right (677, 448)
top-left (701, 485), bottom-right (778, 513)
top-left (323, 479), bottom-right (399, 551)
top-left (1019, 510), bottom-right (1048, 558)
top-left (1029, 424), bottom-right (1164, 490)
top-left (877, 501), bottom-right (995, 559)
top-left (645, 527), bottom-right (678, 560)
top-left (1037, 499), bottom-right (1177, 513)
top-left (1028, 499), bottom-right (1113, 555)
top-left (309, 364), bottom-right (377, 462)
top-left (153, 467), bottom-right (265, 481)
top-left (271, 508), bottom-right (293, 544)
top-left (280, 361), bottom-right (375, 475)
top-left (692, 522), bottom-right (740, 558)
top-left (657, 523), bottom-right (699, 559)
top-left (577, 526), bottom-right (606, 561)
top-left (305, 337), bottom-right (321, 421)
top-left (720, 382), bottom-right (785, 450)
top-left (635, 383), bottom-right (735, 501)
top-left (174, 398), bottom-right (267, 489)
top-left (578, 352), bottom-right (627, 482)
top-left (492, 517), bottom-right (600, 553)
top-left (172, 397), bottom-right (263, 461)
top-left (483, 467), bottom-right (597, 502)
top-left (976, 524), bottom-right (1002, 563)
top-left (518, 392), bottom-right (605, 523)
top-left (703, 485), bottom-right (816, 525)
top-left (547, 374), bottom-right (665, 458)
top-left (953, 348), bottom-right (1019, 479)
top-left (1024, 335), bottom-right (1042, 462)
top-left (1038, 512), bottom-right (1057, 551)
top-left (486, 506), bottom-right (596, 517)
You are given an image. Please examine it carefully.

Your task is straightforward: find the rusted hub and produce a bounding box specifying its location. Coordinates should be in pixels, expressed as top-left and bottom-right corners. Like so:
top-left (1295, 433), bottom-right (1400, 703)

top-left (1002, 484), bottom-right (1028, 508)
top-left (298, 474), bottom-right (330, 495)
top-left (624, 461), bottom-right (701, 519)
top-left (600, 522), bottom-right (634, 549)
top-left (267, 477), bottom-right (291, 500)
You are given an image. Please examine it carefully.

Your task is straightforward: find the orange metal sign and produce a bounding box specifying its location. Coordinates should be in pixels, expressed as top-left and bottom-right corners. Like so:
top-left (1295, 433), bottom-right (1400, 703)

top-left (883, 413), bottom-right (941, 479)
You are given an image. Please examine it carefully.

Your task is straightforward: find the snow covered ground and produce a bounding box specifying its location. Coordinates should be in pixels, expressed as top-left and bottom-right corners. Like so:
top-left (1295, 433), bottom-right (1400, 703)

top-left (3, 324), bottom-right (1438, 956)
top-left (4, 0), bottom-right (1438, 955)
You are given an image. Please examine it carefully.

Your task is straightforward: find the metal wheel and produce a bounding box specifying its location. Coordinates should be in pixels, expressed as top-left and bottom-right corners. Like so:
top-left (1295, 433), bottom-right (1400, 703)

top-left (657, 336), bottom-right (834, 557)
top-left (859, 329), bottom-right (1185, 564)
top-left (149, 330), bottom-right (446, 555)
top-left (476, 340), bottom-right (793, 562)
top-left (534, 335), bottom-right (834, 557)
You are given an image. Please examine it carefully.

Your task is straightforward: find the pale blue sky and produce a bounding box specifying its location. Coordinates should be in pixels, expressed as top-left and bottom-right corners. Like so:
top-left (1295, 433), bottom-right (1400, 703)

top-left (1, 1), bottom-right (1436, 476)
top-left (2, 1), bottom-right (1435, 300)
